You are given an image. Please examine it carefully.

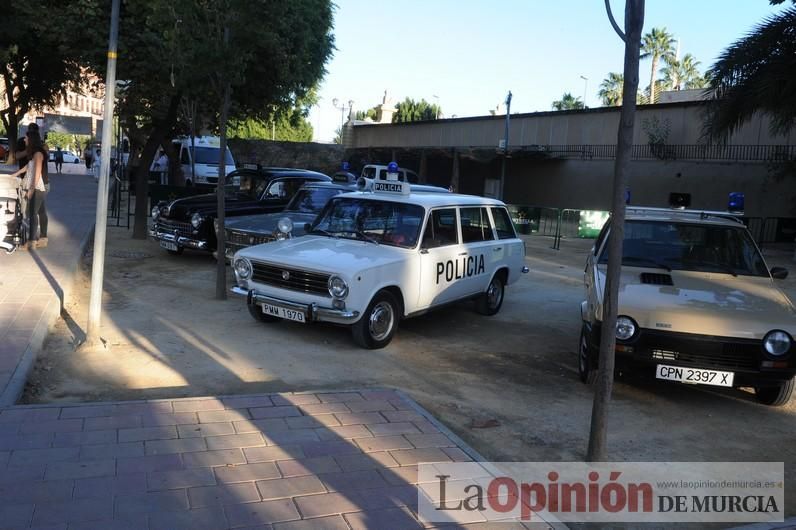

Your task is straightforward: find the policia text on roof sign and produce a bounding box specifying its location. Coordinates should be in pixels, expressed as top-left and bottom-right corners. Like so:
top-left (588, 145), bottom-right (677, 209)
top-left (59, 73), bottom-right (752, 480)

top-left (374, 182), bottom-right (406, 193)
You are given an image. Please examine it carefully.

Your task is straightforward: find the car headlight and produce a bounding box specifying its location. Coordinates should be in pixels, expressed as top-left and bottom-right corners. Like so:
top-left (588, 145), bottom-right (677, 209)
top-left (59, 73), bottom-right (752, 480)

top-left (277, 217), bottom-right (293, 235)
top-left (764, 330), bottom-right (791, 356)
top-left (615, 316), bottom-right (637, 341)
top-left (328, 275), bottom-right (348, 299)
top-left (191, 212), bottom-right (203, 228)
top-left (151, 206), bottom-right (160, 220)
top-left (234, 257), bottom-right (252, 279)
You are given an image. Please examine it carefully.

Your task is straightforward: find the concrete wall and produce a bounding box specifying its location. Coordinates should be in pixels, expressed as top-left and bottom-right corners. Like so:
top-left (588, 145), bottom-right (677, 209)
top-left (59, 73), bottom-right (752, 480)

top-left (350, 102), bottom-right (793, 149)
top-left (228, 139), bottom-right (344, 176)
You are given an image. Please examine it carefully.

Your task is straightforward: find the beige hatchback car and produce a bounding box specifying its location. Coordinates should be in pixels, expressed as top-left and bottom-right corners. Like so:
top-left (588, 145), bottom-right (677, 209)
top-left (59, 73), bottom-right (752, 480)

top-left (580, 207), bottom-right (796, 406)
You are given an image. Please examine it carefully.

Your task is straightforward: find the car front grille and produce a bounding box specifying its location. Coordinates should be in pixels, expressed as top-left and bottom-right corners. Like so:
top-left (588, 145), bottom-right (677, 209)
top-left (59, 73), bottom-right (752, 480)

top-left (251, 261), bottom-right (330, 297)
top-left (157, 219), bottom-right (194, 238)
top-left (638, 330), bottom-right (761, 371)
top-left (227, 230), bottom-right (275, 248)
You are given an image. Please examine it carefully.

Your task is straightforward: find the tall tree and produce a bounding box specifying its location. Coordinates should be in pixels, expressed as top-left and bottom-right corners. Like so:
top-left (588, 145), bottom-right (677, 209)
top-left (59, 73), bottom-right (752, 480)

top-left (0, 2), bottom-right (94, 158)
top-left (661, 53), bottom-right (704, 90)
top-left (587, 0), bottom-right (644, 462)
top-left (703, 1), bottom-right (796, 141)
top-left (598, 73), bottom-right (625, 106)
top-left (393, 98), bottom-right (441, 122)
top-left (551, 92), bottom-right (584, 110)
top-left (640, 27), bottom-right (675, 104)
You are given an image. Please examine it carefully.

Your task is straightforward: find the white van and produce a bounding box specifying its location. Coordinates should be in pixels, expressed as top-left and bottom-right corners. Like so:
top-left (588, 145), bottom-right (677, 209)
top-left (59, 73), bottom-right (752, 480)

top-left (152, 136), bottom-right (237, 186)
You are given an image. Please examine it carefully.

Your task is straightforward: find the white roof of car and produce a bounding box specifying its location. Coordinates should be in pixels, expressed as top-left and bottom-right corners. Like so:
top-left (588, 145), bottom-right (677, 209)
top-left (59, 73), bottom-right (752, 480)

top-left (625, 206), bottom-right (744, 227)
top-left (337, 190), bottom-right (507, 208)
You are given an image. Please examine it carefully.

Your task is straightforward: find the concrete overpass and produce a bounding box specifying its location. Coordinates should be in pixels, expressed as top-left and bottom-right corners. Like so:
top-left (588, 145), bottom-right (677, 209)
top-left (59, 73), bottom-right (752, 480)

top-left (343, 101), bottom-right (796, 228)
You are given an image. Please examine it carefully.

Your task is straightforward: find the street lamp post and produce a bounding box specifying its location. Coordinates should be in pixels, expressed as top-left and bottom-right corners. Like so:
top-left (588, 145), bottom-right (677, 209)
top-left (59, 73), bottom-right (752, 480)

top-left (332, 98), bottom-right (354, 141)
top-left (499, 90), bottom-right (512, 200)
top-left (432, 94), bottom-right (440, 119)
top-left (580, 75), bottom-right (589, 108)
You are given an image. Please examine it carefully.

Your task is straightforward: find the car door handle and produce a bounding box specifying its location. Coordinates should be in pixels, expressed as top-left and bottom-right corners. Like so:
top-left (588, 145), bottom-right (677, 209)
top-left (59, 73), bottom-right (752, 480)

top-left (493, 247), bottom-right (502, 252)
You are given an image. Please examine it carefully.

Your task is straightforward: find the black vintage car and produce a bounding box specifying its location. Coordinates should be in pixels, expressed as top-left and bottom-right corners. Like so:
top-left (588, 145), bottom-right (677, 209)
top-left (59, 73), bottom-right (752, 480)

top-left (224, 172), bottom-right (451, 259)
top-left (149, 167), bottom-right (331, 254)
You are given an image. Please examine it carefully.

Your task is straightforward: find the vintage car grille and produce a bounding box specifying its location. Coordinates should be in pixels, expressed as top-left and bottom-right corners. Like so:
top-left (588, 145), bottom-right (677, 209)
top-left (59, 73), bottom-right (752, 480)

top-left (637, 330), bottom-right (761, 371)
top-left (156, 219), bottom-right (194, 238)
top-left (251, 261), bottom-right (330, 297)
top-left (227, 230), bottom-right (275, 249)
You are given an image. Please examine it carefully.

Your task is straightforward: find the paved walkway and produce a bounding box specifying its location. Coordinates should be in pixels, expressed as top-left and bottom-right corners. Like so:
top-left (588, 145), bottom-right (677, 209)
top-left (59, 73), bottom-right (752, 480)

top-left (0, 166), bottom-right (97, 405)
top-left (0, 390), bottom-right (551, 529)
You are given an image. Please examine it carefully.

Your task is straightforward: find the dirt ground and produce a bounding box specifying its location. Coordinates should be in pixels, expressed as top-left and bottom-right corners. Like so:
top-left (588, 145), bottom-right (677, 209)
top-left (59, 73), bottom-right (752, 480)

top-left (22, 224), bottom-right (796, 515)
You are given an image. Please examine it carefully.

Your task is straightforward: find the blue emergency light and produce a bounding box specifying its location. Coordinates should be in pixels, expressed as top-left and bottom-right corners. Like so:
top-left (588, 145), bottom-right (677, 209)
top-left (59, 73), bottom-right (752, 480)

top-left (387, 161), bottom-right (399, 173)
top-left (341, 161), bottom-right (350, 171)
top-left (624, 187), bottom-right (631, 205)
top-left (728, 192), bottom-right (744, 214)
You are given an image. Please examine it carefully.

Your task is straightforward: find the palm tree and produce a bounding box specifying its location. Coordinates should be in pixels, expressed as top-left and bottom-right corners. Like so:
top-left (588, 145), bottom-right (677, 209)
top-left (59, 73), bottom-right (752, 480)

top-left (704, 4), bottom-right (796, 141)
top-left (598, 73), bottom-right (624, 106)
top-left (640, 27), bottom-right (676, 104)
top-left (551, 92), bottom-right (584, 110)
top-left (662, 53), bottom-right (703, 90)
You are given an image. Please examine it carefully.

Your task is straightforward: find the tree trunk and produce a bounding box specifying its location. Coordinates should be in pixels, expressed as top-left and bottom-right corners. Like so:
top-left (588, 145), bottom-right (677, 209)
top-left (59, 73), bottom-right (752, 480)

top-left (132, 94), bottom-right (181, 239)
top-left (586, 0), bottom-right (644, 463)
top-left (216, 40), bottom-right (232, 300)
top-left (649, 56), bottom-right (658, 104)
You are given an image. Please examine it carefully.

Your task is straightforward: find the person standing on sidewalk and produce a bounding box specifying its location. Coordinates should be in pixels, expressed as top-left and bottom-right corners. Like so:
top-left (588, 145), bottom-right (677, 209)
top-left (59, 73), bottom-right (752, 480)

top-left (54, 146), bottom-right (64, 174)
top-left (7, 129), bottom-right (47, 249)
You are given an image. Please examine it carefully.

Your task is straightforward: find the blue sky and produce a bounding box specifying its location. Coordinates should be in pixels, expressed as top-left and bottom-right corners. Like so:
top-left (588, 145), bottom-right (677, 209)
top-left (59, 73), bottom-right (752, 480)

top-left (309, 0), bottom-right (786, 142)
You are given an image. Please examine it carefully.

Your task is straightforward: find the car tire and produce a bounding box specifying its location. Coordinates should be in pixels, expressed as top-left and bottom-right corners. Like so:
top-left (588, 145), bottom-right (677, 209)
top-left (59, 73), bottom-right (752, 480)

top-left (578, 324), bottom-right (598, 384)
top-left (74, 159), bottom-right (79, 164)
top-left (755, 378), bottom-right (795, 406)
top-left (248, 302), bottom-right (281, 323)
top-left (475, 273), bottom-right (505, 316)
top-left (352, 290), bottom-right (400, 349)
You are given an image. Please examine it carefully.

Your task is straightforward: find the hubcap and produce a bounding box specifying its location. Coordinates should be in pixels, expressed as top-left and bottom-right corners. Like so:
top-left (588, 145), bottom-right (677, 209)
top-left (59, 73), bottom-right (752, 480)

top-left (368, 301), bottom-right (394, 341)
top-left (487, 279), bottom-right (503, 308)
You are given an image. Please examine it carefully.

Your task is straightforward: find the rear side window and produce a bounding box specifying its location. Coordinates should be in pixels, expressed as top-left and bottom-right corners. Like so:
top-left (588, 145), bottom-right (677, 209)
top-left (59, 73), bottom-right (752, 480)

top-left (422, 208), bottom-right (458, 248)
top-left (491, 207), bottom-right (516, 240)
top-left (460, 207), bottom-right (494, 243)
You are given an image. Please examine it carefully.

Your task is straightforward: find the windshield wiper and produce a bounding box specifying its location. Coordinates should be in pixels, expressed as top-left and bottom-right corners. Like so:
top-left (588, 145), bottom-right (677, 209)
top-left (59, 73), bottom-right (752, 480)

top-left (622, 256), bottom-right (671, 271)
top-left (354, 230), bottom-right (379, 245)
top-left (309, 228), bottom-right (336, 238)
top-left (702, 262), bottom-right (738, 277)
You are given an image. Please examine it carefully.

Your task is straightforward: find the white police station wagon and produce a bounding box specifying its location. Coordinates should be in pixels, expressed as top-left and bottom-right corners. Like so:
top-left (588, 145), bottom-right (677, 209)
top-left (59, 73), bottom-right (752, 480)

top-left (231, 171), bottom-right (529, 348)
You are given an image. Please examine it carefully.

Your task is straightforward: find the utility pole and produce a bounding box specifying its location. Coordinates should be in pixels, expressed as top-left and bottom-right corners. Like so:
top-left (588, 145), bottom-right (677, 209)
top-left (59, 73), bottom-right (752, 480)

top-left (580, 75), bottom-right (589, 108)
top-left (85, 0), bottom-right (120, 348)
top-left (498, 90), bottom-right (512, 200)
top-left (586, 0), bottom-right (644, 462)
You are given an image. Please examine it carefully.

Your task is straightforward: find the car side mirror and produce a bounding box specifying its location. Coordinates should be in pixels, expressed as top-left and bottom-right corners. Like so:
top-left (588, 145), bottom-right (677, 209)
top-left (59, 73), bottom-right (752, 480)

top-left (771, 267), bottom-right (788, 280)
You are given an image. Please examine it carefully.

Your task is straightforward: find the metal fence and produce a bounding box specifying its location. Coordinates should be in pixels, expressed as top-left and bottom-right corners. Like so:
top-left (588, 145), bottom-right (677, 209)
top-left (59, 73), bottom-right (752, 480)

top-left (508, 205), bottom-right (790, 249)
top-left (533, 144), bottom-right (796, 162)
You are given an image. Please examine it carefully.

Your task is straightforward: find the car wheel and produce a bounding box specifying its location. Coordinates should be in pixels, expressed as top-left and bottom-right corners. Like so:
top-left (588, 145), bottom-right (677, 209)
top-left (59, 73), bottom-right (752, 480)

top-left (475, 273), bottom-right (505, 316)
top-left (352, 290), bottom-right (400, 349)
top-left (755, 378), bottom-right (795, 406)
top-left (579, 324), bottom-right (598, 384)
top-left (248, 302), bottom-right (281, 323)
top-left (74, 159), bottom-right (79, 164)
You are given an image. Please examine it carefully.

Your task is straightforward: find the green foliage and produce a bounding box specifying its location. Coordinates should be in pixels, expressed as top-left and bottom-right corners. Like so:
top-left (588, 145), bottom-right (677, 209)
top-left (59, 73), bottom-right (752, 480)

top-left (598, 73), bottom-right (624, 106)
top-left (703, 5), bottom-right (796, 141)
top-left (640, 27), bottom-right (676, 103)
top-left (229, 112), bottom-right (313, 142)
top-left (551, 93), bottom-right (584, 111)
top-left (661, 53), bottom-right (706, 90)
top-left (393, 98), bottom-right (441, 123)
top-left (45, 132), bottom-right (73, 149)
top-left (355, 107), bottom-right (380, 121)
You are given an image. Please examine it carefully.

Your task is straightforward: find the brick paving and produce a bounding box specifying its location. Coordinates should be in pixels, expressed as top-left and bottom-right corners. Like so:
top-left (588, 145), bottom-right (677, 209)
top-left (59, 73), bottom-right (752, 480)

top-left (0, 167), bottom-right (97, 405)
top-left (0, 390), bottom-right (555, 529)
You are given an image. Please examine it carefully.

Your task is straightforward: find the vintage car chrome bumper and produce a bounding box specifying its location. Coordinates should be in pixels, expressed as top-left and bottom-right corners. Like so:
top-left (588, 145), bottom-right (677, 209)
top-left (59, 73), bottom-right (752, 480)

top-left (149, 227), bottom-right (208, 250)
top-left (231, 286), bottom-right (360, 325)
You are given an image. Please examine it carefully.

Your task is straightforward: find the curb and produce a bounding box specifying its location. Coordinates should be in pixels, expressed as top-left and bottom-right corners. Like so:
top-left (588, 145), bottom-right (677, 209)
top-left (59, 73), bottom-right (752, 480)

top-left (0, 223), bottom-right (96, 406)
